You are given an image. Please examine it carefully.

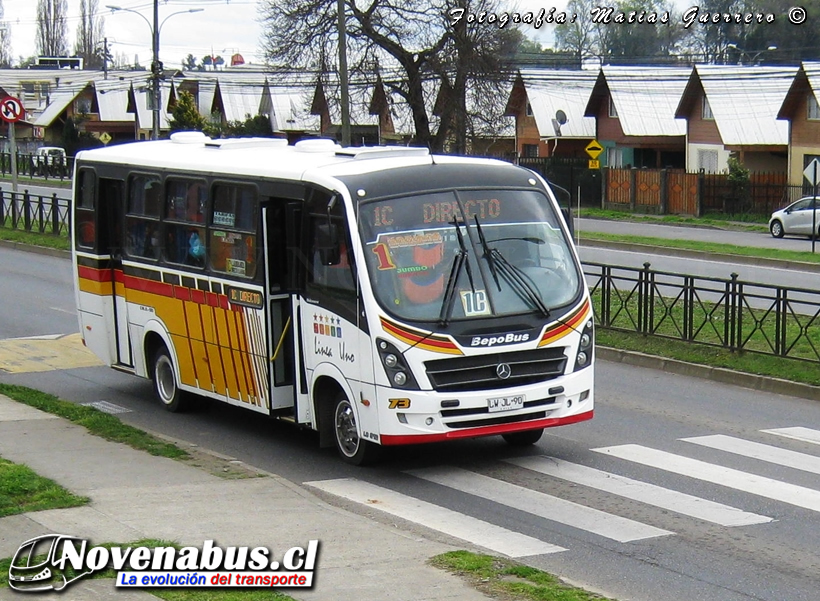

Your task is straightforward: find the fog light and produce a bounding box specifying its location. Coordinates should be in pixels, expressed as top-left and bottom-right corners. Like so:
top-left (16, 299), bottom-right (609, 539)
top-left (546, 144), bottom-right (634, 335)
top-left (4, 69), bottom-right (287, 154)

top-left (576, 351), bottom-right (588, 366)
top-left (384, 353), bottom-right (398, 368)
top-left (393, 372), bottom-right (407, 386)
top-left (580, 333), bottom-right (591, 347)
top-left (425, 417), bottom-right (434, 426)
top-left (379, 340), bottom-right (388, 350)
top-left (397, 413), bottom-right (408, 424)
top-left (579, 390), bottom-right (590, 402)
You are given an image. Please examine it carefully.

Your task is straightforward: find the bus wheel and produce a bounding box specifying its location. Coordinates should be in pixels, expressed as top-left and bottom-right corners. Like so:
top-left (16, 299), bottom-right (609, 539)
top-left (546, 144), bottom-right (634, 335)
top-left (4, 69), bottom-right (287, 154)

top-left (152, 346), bottom-right (188, 412)
top-left (333, 392), bottom-right (380, 466)
top-left (502, 428), bottom-right (544, 446)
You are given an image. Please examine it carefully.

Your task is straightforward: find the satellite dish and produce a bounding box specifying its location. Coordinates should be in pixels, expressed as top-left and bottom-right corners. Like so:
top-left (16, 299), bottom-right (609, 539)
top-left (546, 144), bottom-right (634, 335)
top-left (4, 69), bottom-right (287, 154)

top-left (555, 110), bottom-right (568, 125)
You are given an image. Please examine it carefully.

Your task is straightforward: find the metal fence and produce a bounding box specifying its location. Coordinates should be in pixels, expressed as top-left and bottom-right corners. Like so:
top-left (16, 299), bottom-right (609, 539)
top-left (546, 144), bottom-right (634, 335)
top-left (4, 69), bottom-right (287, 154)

top-left (0, 190), bottom-right (71, 236)
top-left (0, 152), bottom-right (74, 181)
top-left (585, 261), bottom-right (820, 364)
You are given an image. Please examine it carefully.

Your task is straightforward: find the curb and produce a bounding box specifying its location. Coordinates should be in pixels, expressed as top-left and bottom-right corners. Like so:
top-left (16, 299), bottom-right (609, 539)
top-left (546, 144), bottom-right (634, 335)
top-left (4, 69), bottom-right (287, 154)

top-left (578, 237), bottom-right (820, 274)
top-left (0, 238), bottom-right (70, 259)
top-left (598, 346), bottom-right (820, 402)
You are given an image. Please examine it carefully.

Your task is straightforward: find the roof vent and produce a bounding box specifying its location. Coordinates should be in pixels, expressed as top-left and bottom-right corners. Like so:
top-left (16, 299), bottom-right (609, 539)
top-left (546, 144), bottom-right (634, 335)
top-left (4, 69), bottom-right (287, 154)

top-left (294, 138), bottom-right (341, 153)
top-left (170, 131), bottom-right (210, 144)
top-left (204, 137), bottom-right (289, 150)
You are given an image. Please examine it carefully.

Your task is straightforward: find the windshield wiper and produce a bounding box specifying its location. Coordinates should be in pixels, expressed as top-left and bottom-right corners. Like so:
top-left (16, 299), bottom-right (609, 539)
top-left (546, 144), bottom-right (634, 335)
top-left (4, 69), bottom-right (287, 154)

top-left (439, 216), bottom-right (475, 326)
top-left (474, 216), bottom-right (501, 291)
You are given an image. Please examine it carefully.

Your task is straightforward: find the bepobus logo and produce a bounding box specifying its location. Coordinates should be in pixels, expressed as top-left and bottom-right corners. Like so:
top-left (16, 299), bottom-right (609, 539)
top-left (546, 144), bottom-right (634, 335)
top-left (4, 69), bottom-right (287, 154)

top-left (9, 534), bottom-right (320, 592)
top-left (471, 332), bottom-right (530, 347)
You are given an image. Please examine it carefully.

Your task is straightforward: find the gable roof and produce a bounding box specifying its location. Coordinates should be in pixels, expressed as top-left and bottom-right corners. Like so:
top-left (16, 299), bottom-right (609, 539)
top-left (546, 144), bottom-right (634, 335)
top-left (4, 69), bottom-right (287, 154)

top-left (586, 66), bottom-right (690, 136)
top-left (778, 61), bottom-right (820, 120)
top-left (677, 65), bottom-right (797, 146)
top-left (507, 69), bottom-right (597, 139)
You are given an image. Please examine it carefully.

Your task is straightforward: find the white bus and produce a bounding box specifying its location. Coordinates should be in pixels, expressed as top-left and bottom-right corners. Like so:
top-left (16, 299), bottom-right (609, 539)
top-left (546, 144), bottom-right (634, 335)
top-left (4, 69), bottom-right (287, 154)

top-left (72, 133), bottom-right (594, 464)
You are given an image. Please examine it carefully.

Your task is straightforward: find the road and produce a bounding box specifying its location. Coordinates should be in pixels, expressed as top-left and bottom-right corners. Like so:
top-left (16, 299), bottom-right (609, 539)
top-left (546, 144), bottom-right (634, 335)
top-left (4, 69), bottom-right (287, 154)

top-left (2, 246), bottom-right (820, 600)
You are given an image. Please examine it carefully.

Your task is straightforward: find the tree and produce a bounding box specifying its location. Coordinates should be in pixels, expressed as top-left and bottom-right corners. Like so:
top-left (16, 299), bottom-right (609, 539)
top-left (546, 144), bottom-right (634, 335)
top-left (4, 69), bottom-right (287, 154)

top-left (0, 1), bottom-right (12, 67)
top-left (36, 0), bottom-right (68, 57)
top-left (182, 54), bottom-right (198, 71)
top-left (62, 116), bottom-right (103, 157)
top-left (168, 91), bottom-right (206, 132)
top-left (74, 0), bottom-right (105, 69)
top-left (259, 0), bottom-right (520, 152)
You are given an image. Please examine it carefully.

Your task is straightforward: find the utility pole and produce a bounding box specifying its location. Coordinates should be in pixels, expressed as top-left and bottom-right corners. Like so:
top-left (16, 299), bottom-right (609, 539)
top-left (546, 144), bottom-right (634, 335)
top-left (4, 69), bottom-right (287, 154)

top-left (103, 37), bottom-right (108, 79)
top-left (152, 0), bottom-right (161, 140)
top-left (337, 0), bottom-right (350, 147)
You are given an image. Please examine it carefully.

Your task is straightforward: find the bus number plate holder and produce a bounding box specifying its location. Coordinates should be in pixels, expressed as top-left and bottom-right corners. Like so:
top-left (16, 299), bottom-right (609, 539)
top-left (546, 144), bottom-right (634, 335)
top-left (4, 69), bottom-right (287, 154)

top-left (487, 395), bottom-right (524, 413)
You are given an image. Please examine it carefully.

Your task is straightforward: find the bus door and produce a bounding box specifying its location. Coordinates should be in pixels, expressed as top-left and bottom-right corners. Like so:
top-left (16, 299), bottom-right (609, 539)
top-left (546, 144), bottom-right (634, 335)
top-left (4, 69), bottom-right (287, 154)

top-left (263, 205), bottom-right (297, 412)
top-left (98, 177), bottom-right (132, 367)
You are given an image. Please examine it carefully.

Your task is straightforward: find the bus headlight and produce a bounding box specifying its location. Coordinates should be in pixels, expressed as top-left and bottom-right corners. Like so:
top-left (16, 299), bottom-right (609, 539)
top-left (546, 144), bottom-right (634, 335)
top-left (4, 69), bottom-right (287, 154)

top-left (377, 339), bottom-right (419, 390)
top-left (574, 319), bottom-right (594, 372)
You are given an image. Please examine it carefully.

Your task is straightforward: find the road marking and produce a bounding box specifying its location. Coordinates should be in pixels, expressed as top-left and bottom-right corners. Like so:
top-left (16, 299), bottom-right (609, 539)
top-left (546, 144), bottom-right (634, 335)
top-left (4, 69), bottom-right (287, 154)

top-left (594, 444), bottom-right (820, 513)
top-left (408, 466), bottom-right (672, 543)
top-left (683, 434), bottom-right (820, 476)
top-left (81, 401), bottom-right (132, 415)
top-left (762, 427), bottom-right (820, 447)
top-left (0, 333), bottom-right (103, 373)
top-left (305, 478), bottom-right (564, 558)
top-left (506, 455), bottom-right (771, 527)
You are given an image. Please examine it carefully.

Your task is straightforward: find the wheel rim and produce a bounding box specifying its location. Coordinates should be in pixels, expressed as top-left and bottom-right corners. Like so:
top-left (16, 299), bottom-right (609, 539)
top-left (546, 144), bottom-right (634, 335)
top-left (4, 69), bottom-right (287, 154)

top-left (155, 355), bottom-right (176, 405)
top-left (772, 222), bottom-right (782, 236)
top-left (334, 399), bottom-right (360, 458)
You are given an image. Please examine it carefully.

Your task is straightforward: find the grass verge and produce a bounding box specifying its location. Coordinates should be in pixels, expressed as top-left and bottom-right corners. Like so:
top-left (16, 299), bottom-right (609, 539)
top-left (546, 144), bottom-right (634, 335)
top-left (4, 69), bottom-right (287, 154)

top-left (0, 457), bottom-right (88, 517)
top-left (431, 551), bottom-right (615, 600)
top-left (0, 225), bottom-right (69, 252)
top-left (0, 540), bottom-right (296, 600)
top-left (0, 384), bottom-right (188, 459)
top-left (576, 207), bottom-right (769, 229)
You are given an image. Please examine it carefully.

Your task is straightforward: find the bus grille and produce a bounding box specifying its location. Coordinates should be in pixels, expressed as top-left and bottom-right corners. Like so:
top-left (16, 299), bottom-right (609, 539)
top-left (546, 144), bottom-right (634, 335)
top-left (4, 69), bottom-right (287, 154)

top-left (424, 347), bottom-right (568, 392)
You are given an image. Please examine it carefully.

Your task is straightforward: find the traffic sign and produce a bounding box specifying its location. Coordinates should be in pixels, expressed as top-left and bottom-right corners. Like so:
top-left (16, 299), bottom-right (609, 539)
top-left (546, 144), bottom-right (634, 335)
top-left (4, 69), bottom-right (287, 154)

top-left (99, 132), bottom-right (112, 145)
top-left (588, 159), bottom-right (600, 169)
top-left (804, 158), bottom-right (820, 187)
top-left (0, 96), bottom-right (24, 123)
top-left (585, 139), bottom-right (603, 160)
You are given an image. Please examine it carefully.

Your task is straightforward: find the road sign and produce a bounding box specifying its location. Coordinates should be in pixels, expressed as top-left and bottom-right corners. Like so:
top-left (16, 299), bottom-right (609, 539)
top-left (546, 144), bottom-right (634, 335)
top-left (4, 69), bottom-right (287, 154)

top-left (804, 158), bottom-right (820, 186)
top-left (99, 132), bottom-right (112, 145)
top-left (0, 96), bottom-right (24, 123)
top-left (585, 139), bottom-right (603, 160)
top-left (588, 159), bottom-right (600, 169)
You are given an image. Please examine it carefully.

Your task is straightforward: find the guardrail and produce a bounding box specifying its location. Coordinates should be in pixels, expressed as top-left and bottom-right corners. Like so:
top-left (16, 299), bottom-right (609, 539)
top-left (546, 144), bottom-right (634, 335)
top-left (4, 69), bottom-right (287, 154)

top-left (0, 152), bottom-right (74, 181)
top-left (0, 190), bottom-right (70, 236)
top-left (585, 261), bottom-right (820, 364)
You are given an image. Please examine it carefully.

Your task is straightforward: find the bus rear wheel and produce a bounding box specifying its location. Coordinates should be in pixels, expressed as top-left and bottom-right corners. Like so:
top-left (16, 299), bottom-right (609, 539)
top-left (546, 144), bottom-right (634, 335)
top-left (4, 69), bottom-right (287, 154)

top-left (502, 428), bottom-right (544, 446)
top-left (151, 346), bottom-right (189, 412)
top-left (333, 392), bottom-right (380, 466)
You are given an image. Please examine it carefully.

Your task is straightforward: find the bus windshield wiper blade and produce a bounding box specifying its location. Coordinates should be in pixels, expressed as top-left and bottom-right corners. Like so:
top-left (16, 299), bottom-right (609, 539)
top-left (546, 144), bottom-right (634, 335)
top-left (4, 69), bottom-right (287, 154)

top-left (491, 248), bottom-right (551, 317)
top-left (474, 216), bottom-right (501, 291)
top-left (439, 217), bottom-right (475, 326)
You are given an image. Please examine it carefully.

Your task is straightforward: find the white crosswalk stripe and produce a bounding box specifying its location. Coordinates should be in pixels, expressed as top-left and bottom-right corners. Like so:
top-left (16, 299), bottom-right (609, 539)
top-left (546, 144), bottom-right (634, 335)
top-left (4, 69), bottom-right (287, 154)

top-left (505, 455), bottom-right (772, 527)
top-left (304, 477), bottom-right (565, 558)
top-left (594, 444), bottom-right (820, 513)
top-left (408, 466), bottom-right (672, 542)
top-left (762, 427), bottom-right (820, 447)
top-left (683, 434), bottom-right (820, 475)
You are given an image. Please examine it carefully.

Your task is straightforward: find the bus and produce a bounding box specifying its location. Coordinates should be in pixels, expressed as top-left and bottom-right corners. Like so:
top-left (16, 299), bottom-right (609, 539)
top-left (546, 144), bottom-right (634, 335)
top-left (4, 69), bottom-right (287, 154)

top-left (72, 133), bottom-right (594, 465)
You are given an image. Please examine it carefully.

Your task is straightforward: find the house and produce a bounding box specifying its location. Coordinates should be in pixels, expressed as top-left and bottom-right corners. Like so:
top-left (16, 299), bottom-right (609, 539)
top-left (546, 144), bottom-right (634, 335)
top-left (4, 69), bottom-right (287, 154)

top-left (505, 68), bottom-right (597, 158)
top-left (676, 65), bottom-right (797, 174)
top-left (584, 66), bottom-right (690, 168)
top-left (777, 61), bottom-right (820, 188)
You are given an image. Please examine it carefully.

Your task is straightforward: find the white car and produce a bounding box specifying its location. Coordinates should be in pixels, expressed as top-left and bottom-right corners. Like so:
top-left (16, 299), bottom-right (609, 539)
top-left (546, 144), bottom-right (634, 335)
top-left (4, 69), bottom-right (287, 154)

top-left (769, 197), bottom-right (820, 238)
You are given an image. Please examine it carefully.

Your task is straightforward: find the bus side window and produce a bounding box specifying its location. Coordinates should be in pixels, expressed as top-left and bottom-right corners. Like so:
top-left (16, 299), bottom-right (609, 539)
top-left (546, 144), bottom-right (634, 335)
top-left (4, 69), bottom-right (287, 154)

top-left (209, 184), bottom-right (258, 278)
top-left (75, 169), bottom-right (96, 250)
top-left (165, 179), bottom-right (207, 268)
top-left (125, 174), bottom-right (162, 260)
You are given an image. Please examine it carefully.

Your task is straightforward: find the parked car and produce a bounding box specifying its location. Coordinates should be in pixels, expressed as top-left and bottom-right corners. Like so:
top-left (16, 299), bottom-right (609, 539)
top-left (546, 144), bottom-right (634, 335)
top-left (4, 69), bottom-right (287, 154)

top-left (769, 197), bottom-right (820, 238)
top-left (32, 146), bottom-right (66, 175)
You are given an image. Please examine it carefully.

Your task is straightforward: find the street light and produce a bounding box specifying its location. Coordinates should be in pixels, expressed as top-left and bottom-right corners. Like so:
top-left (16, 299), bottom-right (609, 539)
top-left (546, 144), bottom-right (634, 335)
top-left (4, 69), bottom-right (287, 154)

top-left (106, 2), bottom-right (204, 140)
top-left (727, 43), bottom-right (777, 66)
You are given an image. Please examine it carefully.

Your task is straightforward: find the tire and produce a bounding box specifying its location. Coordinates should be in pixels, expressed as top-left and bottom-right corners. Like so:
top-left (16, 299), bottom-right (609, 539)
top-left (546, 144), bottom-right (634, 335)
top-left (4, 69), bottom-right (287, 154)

top-left (333, 392), bottom-right (380, 466)
top-left (770, 220), bottom-right (784, 238)
top-left (502, 428), bottom-right (544, 446)
top-left (151, 346), bottom-right (189, 412)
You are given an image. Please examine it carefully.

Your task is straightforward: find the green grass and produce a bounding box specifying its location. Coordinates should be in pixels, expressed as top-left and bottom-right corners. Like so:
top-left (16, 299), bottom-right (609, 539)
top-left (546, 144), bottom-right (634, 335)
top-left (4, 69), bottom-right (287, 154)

top-left (0, 224), bottom-right (69, 251)
top-left (0, 173), bottom-right (72, 188)
top-left (576, 207), bottom-right (770, 228)
top-left (0, 457), bottom-right (88, 517)
top-left (0, 384), bottom-right (189, 459)
top-left (431, 551), bottom-right (616, 600)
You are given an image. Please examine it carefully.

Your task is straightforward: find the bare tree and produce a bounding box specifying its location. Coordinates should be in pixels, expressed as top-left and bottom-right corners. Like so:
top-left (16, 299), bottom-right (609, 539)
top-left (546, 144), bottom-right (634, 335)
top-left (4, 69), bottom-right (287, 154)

top-left (259, 0), bottom-right (519, 152)
top-left (0, 0), bottom-right (12, 67)
top-left (36, 0), bottom-right (68, 57)
top-left (74, 0), bottom-right (105, 69)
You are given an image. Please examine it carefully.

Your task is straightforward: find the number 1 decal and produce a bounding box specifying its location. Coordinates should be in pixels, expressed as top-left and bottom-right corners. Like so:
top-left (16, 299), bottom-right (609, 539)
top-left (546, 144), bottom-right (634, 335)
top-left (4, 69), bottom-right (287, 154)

top-left (371, 243), bottom-right (396, 270)
top-left (460, 290), bottom-right (490, 316)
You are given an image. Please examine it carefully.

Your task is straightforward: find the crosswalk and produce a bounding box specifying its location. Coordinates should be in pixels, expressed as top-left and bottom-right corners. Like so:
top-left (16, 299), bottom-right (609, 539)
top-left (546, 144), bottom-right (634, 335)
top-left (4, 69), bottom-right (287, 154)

top-left (305, 426), bottom-right (820, 559)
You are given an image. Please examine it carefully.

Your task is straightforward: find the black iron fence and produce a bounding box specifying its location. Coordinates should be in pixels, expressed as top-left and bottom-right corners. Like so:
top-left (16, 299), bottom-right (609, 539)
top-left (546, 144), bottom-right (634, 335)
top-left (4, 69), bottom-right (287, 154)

top-left (0, 152), bottom-right (74, 181)
top-left (0, 190), bottom-right (70, 236)
top-left (586, 261), bottom-right (820, 364)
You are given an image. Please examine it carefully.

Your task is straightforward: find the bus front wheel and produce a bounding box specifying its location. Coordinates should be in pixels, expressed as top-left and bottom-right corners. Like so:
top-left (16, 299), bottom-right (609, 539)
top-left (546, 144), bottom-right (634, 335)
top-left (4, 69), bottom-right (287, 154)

top-left (151, 346), bottom-right (189, 412)
top-left (502, 428), bottom-right (544, 446)
top-left (333, 392), bottom-right (380, 466)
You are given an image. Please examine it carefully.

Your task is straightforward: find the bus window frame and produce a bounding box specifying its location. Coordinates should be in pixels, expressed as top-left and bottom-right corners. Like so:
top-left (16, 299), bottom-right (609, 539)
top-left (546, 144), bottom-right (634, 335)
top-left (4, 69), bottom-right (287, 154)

top-left (74, 168), bottom-right (97, 251)
top-left (162, 176), bottom-right (209, 270)
top-left (124, 171), bottom-right (163, 262)
top-left (208, 179), bottom-right (262, 282)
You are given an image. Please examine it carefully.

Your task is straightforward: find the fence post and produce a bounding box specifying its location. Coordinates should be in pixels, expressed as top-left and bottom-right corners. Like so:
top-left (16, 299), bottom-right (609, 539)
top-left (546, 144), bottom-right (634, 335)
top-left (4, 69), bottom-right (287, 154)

top-left (51, 193), bottom-right (60, 235)
top-left (11, 190), bottom-right (18, 228)
top-left (23, 190), bottom-right (31, 232)
top-left (0, 189), bottom-right (4, 226)
top-left (37, 194), bottom-right (45, 233)
top-left (732, 273), bottom-right (741, 352)
top-left (684, 275), bottom-right (694, 341)
top-left (602, 265), bottom-right (611, 327)
top-left (630, 168), bottom-right (637, 212)
top-left (776, 288), bottom-right (787, 356)
top-left (696, 171), bottom-right (704, 217)
top-left (660, 168), bottom-right (668, 215)
top-left (638, 262), bottom-right (651, 334)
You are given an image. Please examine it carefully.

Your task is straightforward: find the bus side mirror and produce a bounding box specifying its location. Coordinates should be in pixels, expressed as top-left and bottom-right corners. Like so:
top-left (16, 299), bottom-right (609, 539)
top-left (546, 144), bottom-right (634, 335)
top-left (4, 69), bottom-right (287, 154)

top-left (316, 222), bottom-right (341, 266)
top-left (561, 208), bottom-right (574, 237)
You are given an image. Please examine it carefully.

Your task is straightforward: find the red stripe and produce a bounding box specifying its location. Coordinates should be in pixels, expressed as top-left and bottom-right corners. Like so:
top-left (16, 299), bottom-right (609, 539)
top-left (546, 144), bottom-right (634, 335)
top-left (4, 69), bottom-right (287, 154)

top-left (174, 285), bottom-right (191, 301)
top-left (122, 273), bottom-right (173, 297)
top-left (207, 292), bottom-right (219, 307)
top-left (380, 410), bottom-right (593, 446)
top-left (191, 289), bottom-right (206, 304)
top-left (77, 265), bottom-right (112, 282)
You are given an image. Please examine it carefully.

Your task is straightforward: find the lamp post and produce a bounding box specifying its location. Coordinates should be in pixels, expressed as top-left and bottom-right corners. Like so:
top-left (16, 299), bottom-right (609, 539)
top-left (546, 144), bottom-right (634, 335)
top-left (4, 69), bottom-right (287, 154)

top-left (106, 2), bottom-right (204, 140)
top-left (727, 43), bottom-right (777, 66)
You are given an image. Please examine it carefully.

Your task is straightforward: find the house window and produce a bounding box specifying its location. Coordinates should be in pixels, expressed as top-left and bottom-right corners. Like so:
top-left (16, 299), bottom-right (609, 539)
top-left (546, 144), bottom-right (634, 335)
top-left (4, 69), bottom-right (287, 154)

top-left (808, 94), bottom-right (820, 120)
top-left (702, 97), bottom-right (714, 120)
top-left (525, 102), bottom-right (533, 117)
top-left (698, 149), bottom-right (718, 172)
top-left (607, 147), bottom-right (624, 167)
top-left (608, 96), bottom-right (618, 118)
top-left (522, 144), bottom-right (538, 158)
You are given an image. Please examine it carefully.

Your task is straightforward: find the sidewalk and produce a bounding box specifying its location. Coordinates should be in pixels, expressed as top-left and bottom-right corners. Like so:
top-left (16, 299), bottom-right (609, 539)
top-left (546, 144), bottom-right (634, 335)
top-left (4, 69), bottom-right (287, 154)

top-left (0, 394), bottom-right (490, 601)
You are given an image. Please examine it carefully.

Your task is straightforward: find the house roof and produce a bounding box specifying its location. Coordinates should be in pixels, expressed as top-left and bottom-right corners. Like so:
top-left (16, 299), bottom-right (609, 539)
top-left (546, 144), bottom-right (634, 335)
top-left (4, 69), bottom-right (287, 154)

top-left (31, 90), bottom-right (81, 126)
top-left (95, 80), bottom-right (134, 122)
top-left (677, 65), bottom-right (797, 146)
top-left (507, 69), bottom-right (597, 139)
top-left (777, 61), bottom-right (820, 120)
top-left (586, 66), bottom-right (691, 137)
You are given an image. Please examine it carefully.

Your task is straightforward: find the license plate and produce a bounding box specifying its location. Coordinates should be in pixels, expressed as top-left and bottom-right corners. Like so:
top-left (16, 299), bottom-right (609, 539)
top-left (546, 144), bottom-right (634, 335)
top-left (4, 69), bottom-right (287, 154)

top-left (487, 395), bottom-right (525, 413)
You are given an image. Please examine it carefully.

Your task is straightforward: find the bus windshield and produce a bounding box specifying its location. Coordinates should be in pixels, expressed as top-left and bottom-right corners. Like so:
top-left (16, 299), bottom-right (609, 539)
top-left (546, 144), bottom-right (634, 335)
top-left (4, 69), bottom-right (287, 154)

top-left (359, 189), bottom-right (581, 324)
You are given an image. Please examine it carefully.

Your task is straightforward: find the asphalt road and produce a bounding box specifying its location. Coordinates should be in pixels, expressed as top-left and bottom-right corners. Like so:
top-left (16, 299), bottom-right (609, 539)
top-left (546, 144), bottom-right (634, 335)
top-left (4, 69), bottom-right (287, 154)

top-left (2, 246), bottom-right (820, 601)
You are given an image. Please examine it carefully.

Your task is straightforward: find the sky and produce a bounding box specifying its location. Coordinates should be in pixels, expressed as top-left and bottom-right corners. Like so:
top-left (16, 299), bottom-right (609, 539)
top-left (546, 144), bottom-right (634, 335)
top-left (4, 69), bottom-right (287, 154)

top-left (3, 0), bottom-right (266, 67)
